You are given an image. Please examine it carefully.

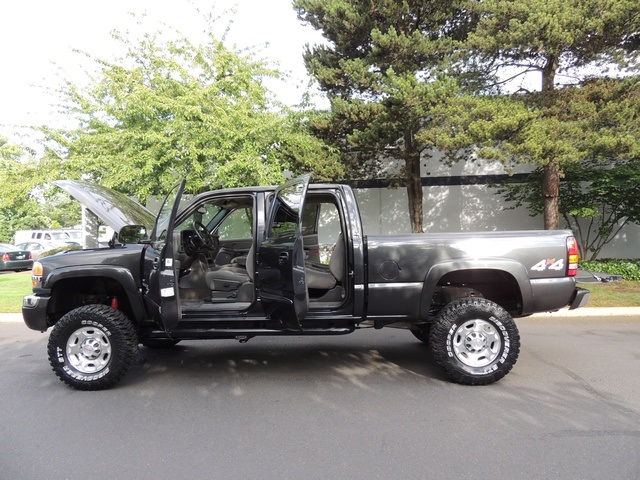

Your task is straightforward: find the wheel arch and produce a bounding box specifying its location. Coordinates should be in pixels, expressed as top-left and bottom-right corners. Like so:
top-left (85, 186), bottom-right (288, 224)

top-left (44, 266), bottom-right (146, 325)
top-left (419, 260), bottom-right (533, 318)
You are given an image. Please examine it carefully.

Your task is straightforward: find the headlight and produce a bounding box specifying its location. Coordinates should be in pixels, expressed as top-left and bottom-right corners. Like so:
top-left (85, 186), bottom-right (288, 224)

top-left (32, 262), bottom-right (43, 287)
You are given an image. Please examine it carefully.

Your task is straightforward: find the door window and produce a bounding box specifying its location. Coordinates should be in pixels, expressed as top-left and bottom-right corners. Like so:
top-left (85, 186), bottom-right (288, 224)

top-left (216, 208), bottom-right (253, 240)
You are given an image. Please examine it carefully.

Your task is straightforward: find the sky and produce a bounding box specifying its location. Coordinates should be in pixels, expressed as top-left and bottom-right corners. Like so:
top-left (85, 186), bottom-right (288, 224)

top-left (0, 0), bottom-right (326, 150)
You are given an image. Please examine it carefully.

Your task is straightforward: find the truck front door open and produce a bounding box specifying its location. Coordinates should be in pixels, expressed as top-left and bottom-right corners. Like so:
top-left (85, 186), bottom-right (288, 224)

top-left (256, 174), bottom-right (311, 329)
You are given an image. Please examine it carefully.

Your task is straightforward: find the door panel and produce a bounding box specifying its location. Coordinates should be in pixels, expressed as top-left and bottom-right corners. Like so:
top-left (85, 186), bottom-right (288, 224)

top-left (257, 174), bottom-right (311, 328)
top-left (154, 179), bottom-right (186, 331)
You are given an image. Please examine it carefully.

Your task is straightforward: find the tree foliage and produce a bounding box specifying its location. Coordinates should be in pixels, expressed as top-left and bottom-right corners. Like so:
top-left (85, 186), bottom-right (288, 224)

top-left (296, 0), bottom-right (639, 233)
top-left (295, 0), bottom-right (476, 233)
top-left (437, 76), bottom-right (640, 253)
top-left (495, 76), bottom-right (640, 259)
top-left (465, 0), bottom-right (640, 229)
top-left (0, 137), bottom-right (79, 242)
top-left (42, 26), bottom-right (342, 203)
top-left (501, 156), bottom-right (640, 260)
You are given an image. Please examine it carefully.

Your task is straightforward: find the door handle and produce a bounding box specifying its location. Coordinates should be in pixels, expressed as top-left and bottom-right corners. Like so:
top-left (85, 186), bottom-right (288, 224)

top-left (278, 252), bottom-right (289, 265)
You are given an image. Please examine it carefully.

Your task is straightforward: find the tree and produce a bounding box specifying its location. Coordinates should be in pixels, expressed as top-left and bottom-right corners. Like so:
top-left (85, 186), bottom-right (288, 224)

top-left (294, 0), bottom-right (477, 233)
top-left (563, 159), bottom-right (640, 260)
top-left (500, 157), bottom-right (640, 260)
top-left (0, 136), bottom-right (79, 242)
top-left (435, 76), bottom-right (640, 250)
top-left (42, 25), bottom-right (342, 203)
top-left (496, 76), bottom-right (640, 258)
top-left (466, 0), bottom-right (640, 229)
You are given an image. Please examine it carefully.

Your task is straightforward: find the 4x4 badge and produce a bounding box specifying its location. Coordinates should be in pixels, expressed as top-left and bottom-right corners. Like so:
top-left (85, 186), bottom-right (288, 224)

top-left (531, 258), bottom-right (564, 272)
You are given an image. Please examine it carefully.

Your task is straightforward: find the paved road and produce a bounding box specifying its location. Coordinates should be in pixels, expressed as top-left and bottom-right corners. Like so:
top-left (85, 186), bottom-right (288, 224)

top-left (1, 317), bottom-right (639, 480)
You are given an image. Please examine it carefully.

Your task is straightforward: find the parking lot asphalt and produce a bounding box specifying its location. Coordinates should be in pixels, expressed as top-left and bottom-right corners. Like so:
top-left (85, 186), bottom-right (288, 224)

top-left (2, 316), bottom-right (639, 480)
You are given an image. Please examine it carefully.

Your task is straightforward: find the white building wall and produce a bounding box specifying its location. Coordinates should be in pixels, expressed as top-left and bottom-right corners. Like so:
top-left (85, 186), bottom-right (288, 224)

top-left (351, 152), bottom-right (638, 259)
top-left (352, 185), bottom-right (638, 259)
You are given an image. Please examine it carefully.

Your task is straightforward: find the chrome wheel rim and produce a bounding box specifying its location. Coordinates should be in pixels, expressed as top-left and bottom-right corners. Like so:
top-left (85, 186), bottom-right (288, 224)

top-left (66, 327), bottom-right (112, 374)
top-left (451, 319), bottom-right (501, 368)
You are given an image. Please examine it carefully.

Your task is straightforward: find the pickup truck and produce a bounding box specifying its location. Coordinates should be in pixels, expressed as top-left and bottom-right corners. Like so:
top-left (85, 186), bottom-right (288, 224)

top-left (23, 174), bottom-right (589, 390)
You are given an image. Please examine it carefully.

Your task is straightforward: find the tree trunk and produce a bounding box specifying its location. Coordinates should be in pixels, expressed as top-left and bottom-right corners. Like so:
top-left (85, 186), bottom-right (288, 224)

top-left (541, 53), bottom-right (558, 92)
top-left (542, 162), bottom-right (560, 230)
top-left (404, 131), bottom-right (424, 233)
top-left (541, 53), bottom-right (560, 230)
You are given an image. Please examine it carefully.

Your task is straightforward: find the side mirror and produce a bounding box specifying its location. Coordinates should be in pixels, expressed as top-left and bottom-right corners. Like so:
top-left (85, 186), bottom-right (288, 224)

top-left (119, 225), bottom-right (147, 244)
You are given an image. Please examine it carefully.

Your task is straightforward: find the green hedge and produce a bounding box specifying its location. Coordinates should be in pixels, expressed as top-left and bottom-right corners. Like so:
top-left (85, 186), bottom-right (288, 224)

top-left (580, 259), bottom-right (640, 281)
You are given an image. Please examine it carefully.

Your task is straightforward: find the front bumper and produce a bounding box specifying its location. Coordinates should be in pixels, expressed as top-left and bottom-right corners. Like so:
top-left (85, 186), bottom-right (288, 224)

top-left (569, 287), bottom-right (590, 310)
top-left (22, 294), bottom-right (50, 331)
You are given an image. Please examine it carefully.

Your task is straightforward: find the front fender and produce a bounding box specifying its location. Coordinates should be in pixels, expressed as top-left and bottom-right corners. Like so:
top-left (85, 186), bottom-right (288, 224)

top-left (45, 265), bottom-right (146, 322)
top-left (419, 259), bottom-right (533, 317)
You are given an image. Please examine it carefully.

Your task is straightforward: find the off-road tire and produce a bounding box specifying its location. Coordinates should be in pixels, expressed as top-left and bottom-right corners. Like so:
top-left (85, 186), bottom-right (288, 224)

top-left (47, 304), bottom-right (138, 390)
top-left (430, 298), bottom-right (520, 385)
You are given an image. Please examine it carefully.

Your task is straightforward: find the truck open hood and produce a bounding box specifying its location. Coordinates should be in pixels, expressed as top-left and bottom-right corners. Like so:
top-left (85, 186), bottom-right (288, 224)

top-left (54, 180), bottom-right (156, 234)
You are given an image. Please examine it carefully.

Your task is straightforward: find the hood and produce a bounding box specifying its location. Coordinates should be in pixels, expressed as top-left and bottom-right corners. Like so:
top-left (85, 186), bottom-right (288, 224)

top-left (54, 180), bottom-right (156, 233)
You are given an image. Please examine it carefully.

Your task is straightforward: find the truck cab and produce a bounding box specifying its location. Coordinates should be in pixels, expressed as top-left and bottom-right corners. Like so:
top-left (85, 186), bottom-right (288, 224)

top-left (143, 174), bottom-right (365, 335)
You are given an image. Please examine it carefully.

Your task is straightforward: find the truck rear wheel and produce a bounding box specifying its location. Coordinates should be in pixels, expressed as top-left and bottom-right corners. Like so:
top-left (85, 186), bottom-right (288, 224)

top-left (430, 298), bottom-right (520, 385)
top-left (47, 304), bottom-right (138, 390)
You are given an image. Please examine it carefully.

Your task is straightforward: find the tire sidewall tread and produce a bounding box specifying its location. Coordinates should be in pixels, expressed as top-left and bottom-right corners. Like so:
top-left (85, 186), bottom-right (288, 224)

top-left (430, 298), bottom-right (520, 385)
top-left (47, 304), bottom-right (138, 391)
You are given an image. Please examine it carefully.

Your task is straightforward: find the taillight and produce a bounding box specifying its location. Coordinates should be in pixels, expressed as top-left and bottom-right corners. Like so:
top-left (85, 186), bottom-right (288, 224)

top-left (29, 252), bottom-right (33, 259)
top-left (1, 254), bottom-right (9, 261)
top-left (567, 237), bottom-right (579, 276)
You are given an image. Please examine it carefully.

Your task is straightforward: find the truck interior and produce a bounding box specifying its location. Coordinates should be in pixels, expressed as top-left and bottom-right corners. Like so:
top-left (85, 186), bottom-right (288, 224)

top-left (172, 191), bottom-right (347, 312)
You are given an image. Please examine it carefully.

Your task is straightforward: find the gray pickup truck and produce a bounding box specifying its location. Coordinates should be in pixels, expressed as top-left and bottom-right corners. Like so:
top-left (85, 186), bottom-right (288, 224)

top-left (23, 174), bottom-right (589, 390)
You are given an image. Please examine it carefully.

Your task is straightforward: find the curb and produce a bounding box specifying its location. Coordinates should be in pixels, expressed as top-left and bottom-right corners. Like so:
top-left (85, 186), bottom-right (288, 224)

top-left (0, 313), bottom-right (24, 323)
top-left (529, 307), bottom-right (640, 320)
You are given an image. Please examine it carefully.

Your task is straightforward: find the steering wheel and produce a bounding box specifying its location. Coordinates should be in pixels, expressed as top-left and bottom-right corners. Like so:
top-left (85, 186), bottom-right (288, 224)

top-left (193, 221), bottom-right (219, 252)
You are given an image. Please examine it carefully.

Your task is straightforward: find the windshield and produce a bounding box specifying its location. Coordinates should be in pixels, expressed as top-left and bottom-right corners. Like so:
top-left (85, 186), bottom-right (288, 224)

top-left (151, 181), bottom-right (184, 246)
top-left (174, 203), bottom-right (223, 232)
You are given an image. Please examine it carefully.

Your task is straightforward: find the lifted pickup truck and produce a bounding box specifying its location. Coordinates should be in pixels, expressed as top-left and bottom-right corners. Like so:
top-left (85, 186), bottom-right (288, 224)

top-left (23, 175), bottom-right (589, 390)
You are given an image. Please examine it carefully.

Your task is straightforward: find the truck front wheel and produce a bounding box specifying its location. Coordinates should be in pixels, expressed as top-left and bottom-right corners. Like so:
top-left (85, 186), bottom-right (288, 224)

top-left (47, 305), bottom-right (138, 390)
top-left (430, 298), bottom-right (520, 385)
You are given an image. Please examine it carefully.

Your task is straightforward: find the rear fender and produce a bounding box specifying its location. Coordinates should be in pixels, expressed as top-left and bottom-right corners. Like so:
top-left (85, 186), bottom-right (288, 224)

top-left (419, 260), bottom-right (533, 318)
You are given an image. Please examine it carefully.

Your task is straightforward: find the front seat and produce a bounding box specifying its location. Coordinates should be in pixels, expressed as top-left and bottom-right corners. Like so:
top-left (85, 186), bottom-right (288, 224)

top-left (305, 234), bottom-right (345, 290)
top-left (205, 244), bottom-right (254, 294)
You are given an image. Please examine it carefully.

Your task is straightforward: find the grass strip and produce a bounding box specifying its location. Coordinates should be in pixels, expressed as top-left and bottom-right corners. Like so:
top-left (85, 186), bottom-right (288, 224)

top-left (0, 272), bottom-right (32, 313)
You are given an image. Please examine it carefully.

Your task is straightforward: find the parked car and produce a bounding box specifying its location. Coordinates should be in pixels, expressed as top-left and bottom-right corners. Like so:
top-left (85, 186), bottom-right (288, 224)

top-left (13, 229), bottom-right (78, 245)
top-left (15, 241), bottom-right (70, 260)
top-left (0, 243), bottom-right (33, 272)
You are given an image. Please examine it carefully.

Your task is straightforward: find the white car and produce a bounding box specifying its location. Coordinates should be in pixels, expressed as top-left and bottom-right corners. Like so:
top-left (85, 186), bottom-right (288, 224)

top-left (15, 241), bottom-right (71, 260)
